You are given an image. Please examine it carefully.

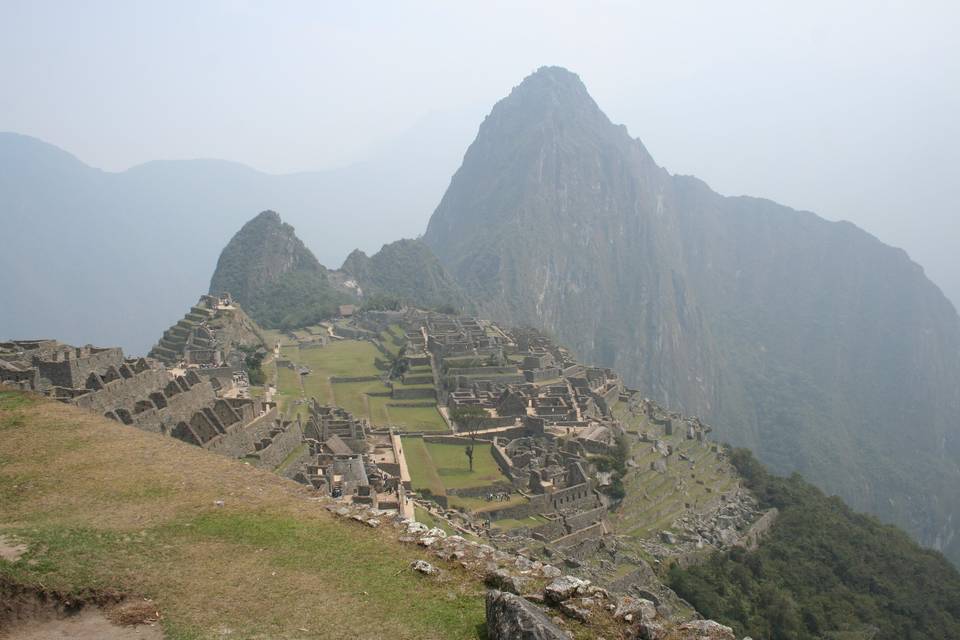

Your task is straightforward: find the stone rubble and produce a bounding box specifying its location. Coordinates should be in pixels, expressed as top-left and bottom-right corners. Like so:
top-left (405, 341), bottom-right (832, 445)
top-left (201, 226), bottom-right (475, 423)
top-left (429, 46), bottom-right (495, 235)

top-left (411, 559), bottom-right (440, 576)
top-left (324, 496), bottom-right (750, 639)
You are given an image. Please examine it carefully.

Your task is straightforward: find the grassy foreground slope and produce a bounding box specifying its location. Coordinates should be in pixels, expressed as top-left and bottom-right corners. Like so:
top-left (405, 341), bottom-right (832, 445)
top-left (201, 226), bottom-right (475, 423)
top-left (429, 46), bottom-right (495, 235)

top-left (0, 390), bottom-right (485, 639)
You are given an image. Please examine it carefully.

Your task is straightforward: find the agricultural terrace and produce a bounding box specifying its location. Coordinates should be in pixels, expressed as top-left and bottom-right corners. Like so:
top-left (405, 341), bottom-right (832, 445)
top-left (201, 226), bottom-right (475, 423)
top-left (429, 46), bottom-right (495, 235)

top-left (275, 338), bottom-right (446, 432)
top-left (401, 437), bottom-right (527, 513)
top-left (609, 401), bottom-right (739, 540)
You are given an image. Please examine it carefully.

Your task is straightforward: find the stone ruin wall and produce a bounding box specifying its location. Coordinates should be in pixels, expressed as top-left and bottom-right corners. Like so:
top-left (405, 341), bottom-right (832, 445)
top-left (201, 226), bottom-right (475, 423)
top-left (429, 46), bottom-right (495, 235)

top-left (74, 367), bottom-right (173, 416)
top-left (247, 418), bottom-right (305, 469)
top-left (206, 405), bottom-right (279, 458)
top-left (552, 521), bottom-right (607, 550)
top-left (36, 347), bottom-right (124, 389)
top-left (132, 379), bottom-right (217, 434)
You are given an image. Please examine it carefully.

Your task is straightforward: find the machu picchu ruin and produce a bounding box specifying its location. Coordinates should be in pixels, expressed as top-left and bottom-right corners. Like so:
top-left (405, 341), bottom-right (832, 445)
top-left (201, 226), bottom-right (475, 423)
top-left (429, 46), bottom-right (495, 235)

top-left (1, 297), bottom-right (777, 638)
top-left (147, 293), bottom-right (265, 368)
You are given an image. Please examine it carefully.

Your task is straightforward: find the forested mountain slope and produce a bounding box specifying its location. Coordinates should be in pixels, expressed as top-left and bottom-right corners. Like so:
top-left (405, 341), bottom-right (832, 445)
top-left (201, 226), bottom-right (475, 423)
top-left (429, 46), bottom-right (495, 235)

top-left (209, 211), bottom-right (354, 329)
top-left (341, 239), bottom-right (471, 312)
top-left (424, 66), bottom-right (960, 564)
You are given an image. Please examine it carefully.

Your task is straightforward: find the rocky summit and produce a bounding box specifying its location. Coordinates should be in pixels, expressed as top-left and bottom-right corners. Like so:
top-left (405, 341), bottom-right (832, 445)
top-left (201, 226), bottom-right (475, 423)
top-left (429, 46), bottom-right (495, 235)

top-left (209, 210), bottom-right (355, 330)
top-left (424, 66), bottom-right (960, 564)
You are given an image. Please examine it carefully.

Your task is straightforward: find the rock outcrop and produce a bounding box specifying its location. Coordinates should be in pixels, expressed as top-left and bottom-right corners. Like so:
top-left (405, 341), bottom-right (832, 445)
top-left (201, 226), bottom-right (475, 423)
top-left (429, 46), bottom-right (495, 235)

top-left (485, 590), bottom-right (567, 640)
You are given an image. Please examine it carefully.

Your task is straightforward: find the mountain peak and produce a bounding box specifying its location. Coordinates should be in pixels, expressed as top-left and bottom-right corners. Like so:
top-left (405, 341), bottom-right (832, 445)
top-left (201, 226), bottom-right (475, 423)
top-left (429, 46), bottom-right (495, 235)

top-left (499, 65), bottom-right (598, 117)
top-left (208, 210), bottom-right (354, 329)
top-left (522, 65), bottom-right (586, 89)
top-left (250, 209), bottom-right (282, 225)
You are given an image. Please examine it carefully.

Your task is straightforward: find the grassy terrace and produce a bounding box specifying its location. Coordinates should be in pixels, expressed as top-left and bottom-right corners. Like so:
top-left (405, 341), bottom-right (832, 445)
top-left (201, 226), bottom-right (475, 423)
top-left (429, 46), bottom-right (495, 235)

top-left (261, 328), bottom-right (297, 347)
top-left (402, 438), bottom-right (524, 513)
top-left (0, 391), bottom-right (485, 639)
top-left (609, 401), bottom-right (738, 539)
top-left (414, 506), bottom-right (456, 536)
top-left (491, 515), bottom-right (549, 531)
top-left (275, 364), bottom-right (305, 417)
top-left (274, 339), bottom-right (446, 432)
top-left (379, 324), bottom-right (406, 358)
top-left (300, 340), bottom-right (382, 378)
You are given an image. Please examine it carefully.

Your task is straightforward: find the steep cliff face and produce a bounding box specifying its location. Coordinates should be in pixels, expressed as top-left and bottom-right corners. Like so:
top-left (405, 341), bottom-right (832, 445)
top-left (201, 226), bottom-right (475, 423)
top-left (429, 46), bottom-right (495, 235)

top-left (424, 66), bottom-right (960, 562)
top-left (340, 239), bottom-right (471, 312)
top-left (209, 210), bottom-right (355, 329)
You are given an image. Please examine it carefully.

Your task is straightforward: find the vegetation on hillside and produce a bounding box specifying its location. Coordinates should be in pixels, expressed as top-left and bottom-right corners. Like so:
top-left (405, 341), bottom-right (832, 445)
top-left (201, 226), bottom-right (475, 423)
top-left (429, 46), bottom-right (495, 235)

top-left (245, 270), bottom-right (353, 330)
top-left (238, 344), bottom-right (266, 385)
top-left (592, 432), bottom-right (629, 502)
top-left (341, 239), bottom-right (472, 313)
top-left (209, 211), bottom-right (355, 330)
top-left (667, 449), bottom-right (960, 640)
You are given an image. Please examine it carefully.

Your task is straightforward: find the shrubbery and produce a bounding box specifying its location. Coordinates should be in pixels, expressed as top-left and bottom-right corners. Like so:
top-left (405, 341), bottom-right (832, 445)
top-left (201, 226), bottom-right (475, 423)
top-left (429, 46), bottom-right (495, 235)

top-left (667, 449), bottom-right (960, 640)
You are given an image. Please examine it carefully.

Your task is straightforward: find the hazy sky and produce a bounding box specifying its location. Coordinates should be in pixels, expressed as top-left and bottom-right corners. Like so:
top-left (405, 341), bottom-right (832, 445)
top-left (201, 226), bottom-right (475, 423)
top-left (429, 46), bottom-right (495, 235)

top-left (2, 0), bottom-right (959, 303)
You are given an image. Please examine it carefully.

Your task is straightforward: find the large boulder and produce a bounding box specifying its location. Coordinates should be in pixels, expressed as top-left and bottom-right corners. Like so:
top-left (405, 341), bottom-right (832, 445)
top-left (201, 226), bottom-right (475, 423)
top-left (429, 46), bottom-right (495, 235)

top-left (485, 568), bottom-right (533, 595)
top-left (544, 575), bottom-right (589, 603)
top-left (486, 590), bottom-right (568, 640)
top-left (676, 619), bottom-right (736, 639)
top-left (613, 595), bottom-right (656, 622)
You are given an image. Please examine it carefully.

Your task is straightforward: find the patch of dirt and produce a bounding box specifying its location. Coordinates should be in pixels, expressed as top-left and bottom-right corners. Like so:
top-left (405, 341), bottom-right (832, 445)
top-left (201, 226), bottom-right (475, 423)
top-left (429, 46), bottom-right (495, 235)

top-left (0, 579), bottom-right (162, 639)
top-left (0, 536), bottom-right (27, 563)
top-left (5, 609), bottom-right (164, 639)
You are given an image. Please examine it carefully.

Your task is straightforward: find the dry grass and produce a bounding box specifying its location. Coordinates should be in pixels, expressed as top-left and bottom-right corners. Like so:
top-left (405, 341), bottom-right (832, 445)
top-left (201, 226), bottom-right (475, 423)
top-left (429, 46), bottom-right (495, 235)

top-left (0, 391), bottom-right (485, 639)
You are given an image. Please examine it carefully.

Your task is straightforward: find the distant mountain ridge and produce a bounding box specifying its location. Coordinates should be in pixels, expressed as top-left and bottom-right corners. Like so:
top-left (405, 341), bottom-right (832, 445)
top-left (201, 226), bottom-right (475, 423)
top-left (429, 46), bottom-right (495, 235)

top-left (208, 211), bottom-right (467, 328)
top-left (0, 117), bottom-right (473, 353)
top-left (424, 66), bottom-right (960, 564)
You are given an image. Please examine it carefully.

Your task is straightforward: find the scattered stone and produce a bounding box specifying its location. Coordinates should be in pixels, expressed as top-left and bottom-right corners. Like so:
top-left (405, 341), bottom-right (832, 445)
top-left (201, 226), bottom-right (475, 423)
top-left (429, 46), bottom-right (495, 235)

top-left (411, 560), bottom-right (440, 576)
top-left (541, 564), bottom-right (562, 578)
top-left (585, 585), bottom-right (608, 599)
top-left (613, 595), bottom-right (656, 622)
top-left (676, 619), bottom-right (736, 639)
top-left (418, 536), bottom-right (440, 547)
top-left (559, 597), bottom-right (594, 622)
top-left (638, 620), bottom-right (668, 640)
top-left (365, 518), bottom-right (380, 528)
top-left (486, 590), bottom-right (568, 640)
top-left (213, 500), bottom-right (225, 507)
